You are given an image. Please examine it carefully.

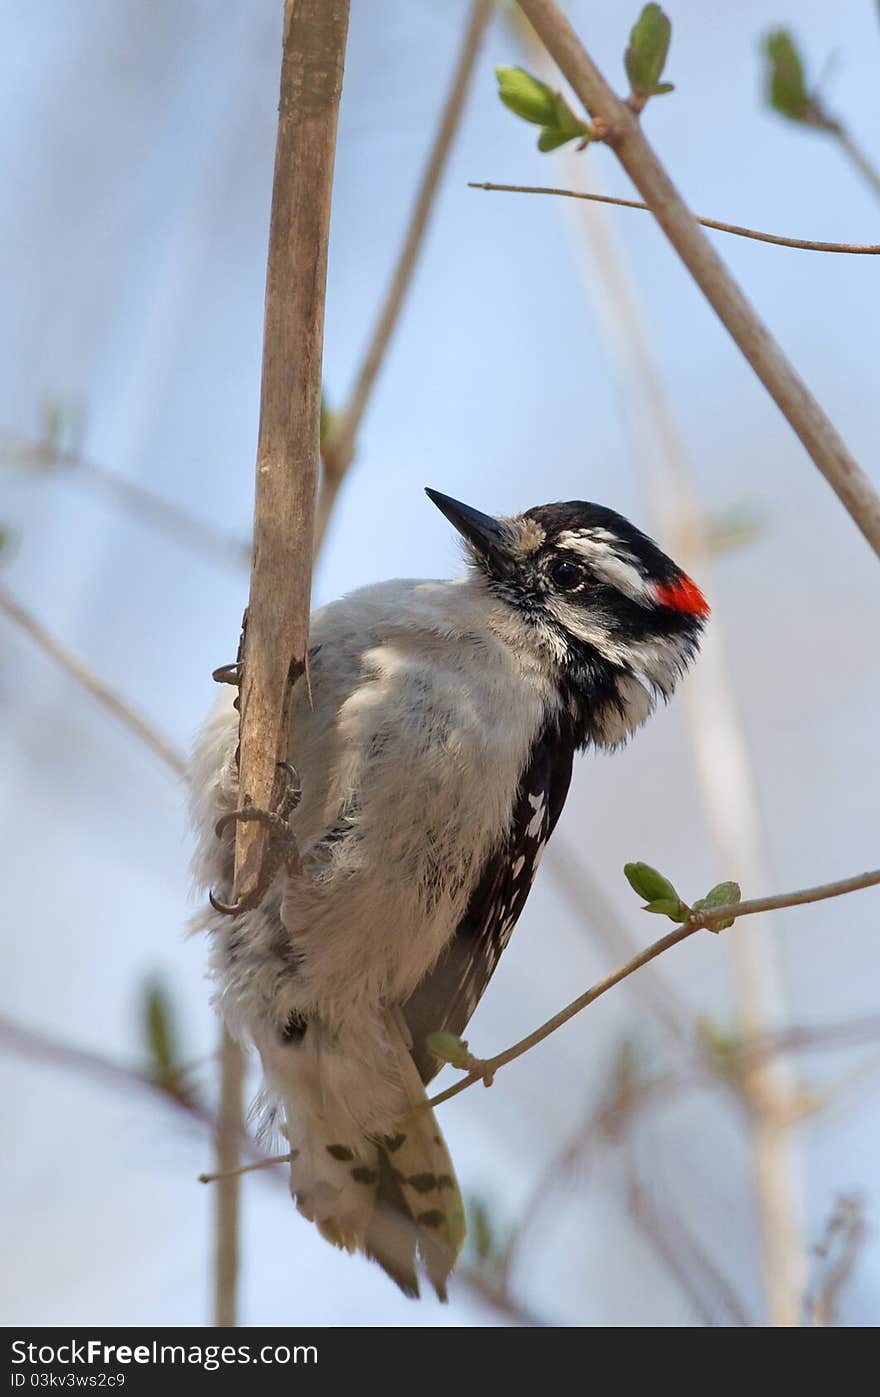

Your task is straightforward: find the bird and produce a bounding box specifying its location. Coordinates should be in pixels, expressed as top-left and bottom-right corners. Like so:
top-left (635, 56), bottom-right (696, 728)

top-left (189, 488), bottom-right (708, 1299)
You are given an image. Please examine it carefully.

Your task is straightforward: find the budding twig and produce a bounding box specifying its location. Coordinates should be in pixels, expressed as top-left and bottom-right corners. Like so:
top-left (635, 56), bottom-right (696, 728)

top-left (468, 183), bottom-right (880, 254)
top-left (427, 866), bottom-right (880, 1110)
top-left (514, 0), bottom-right (880, 557)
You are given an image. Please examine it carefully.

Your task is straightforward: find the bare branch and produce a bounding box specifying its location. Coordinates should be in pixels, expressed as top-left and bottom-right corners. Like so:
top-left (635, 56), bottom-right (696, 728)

top-left (199, 1152), bottom-right (291, 1185)
top-left (0, 582), bottom-right (186, 778)
top-left (468, 182), bottom-right (880, 254)
top-left (427, 866), bottom-right (880, 1110)
top-left (213, 1030), bottom-right (246, 1327)
top-left (624, 1146), bottom-right (751, 1326)
top-left (233, 0), bottom-right (350, 905)
top-left (316, 0), bottom-right (494, 548)
top-left (832, 126), bottom-right (880, 203)
top-left (804, 1194), bottom-right (866, 1326)
top-left (691, 868), bottom-right (880, 930)
top-left (0, 1013), bottom-right (212, 1129)
top-left (514, 0), bottom-right (880, 556)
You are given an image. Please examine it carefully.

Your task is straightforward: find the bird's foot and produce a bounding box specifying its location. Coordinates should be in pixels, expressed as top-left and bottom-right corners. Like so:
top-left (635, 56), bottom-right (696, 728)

top-left (209, 762), bottom-right (302, 915)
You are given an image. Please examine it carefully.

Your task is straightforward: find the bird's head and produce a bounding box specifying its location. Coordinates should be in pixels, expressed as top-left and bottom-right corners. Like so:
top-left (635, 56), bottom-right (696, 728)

top-left (426, 488), bottom-right (709, 749)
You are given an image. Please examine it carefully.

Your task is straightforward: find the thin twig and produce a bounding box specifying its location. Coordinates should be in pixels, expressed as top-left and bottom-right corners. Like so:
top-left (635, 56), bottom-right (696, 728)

top-left (808, 96), bottom-right (880, 204)
top-left (0, 582), bottom-right (186, 778)
top-left (200, 1152), bottom-right (291, 1185)
top-left (427, 867), bottom-right (880, 1110)
top-left (232, 0), bottom-right (349, 905)
top-left (468, 182), bottom-right (880, 253)
top-left (832, 127), bottom-right (880, 202)
top-left (316, 0), bottom-right (494, 549)
top-left (693, 868), bottom-right (880, 928)
top-left (803, 1194), bottom-right (866, 1326)
top-left (514, 0), bottom-right (880, 556)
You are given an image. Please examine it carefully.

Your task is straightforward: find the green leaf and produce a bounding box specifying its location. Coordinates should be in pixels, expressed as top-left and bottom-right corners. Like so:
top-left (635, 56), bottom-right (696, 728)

top-left (143, 978), bottom-right (182, 1092)
top-left (625, 4), bottom-right (672, 96)
top-left (643, 897), bottom-right (688, 921)
top-left (624, 860), bottom-right (679, 904)
top-left (39, 395), bottom-right (86, 457)
top-left (496, 66), bottom-right (560, 126)
top-left (496, 66), bottom-right (592, 152)
top-left (651, 82), bottom-right (675, 96)
top-left (764, 30), bottom-right (810, 122)
top-left (468, 1196), bottom-right (496, 1264)
top-left (697, 880), bottom-right (742, 931)
top-left (426, 1031), bottom-right (472, 1069)
top-left (537, 127), bottom-right (576, 152)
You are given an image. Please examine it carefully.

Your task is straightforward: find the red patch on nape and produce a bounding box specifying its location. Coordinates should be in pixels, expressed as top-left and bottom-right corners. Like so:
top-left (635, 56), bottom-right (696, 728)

top-left (654, 575), bottom-right (710, 616)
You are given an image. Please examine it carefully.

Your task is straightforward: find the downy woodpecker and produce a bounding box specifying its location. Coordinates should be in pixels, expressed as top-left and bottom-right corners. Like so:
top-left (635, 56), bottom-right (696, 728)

top-left (190, 489), bottom-right (708, 1298)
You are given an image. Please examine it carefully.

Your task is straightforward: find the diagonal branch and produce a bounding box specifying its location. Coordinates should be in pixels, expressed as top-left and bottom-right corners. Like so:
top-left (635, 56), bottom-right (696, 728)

top-left (514, 0), bottom-right (880, 557)
top-left (0, 582), bottom-right (186, 778)
top-left (0, 429), bottom-right (250, 570)
top-left (316, 0), bottom-right (494, 549)
top-left (427, 866), bottom-right (880, 1110)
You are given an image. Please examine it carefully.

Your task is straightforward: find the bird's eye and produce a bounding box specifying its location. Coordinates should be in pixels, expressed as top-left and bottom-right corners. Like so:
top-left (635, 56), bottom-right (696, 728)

top-left (549, 558), bottom-right (585, 591)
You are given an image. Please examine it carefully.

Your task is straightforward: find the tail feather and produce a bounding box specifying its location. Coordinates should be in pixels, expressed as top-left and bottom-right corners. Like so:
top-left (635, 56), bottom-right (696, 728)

top-left (258, 1014), bottom-right (465, 1298)
top-left (366, 1013), bottom-right (466, 1299)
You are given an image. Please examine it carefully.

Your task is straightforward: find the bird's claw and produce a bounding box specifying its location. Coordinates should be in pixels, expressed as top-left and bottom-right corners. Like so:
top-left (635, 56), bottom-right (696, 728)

top-left (208, 762), bottom-right (303, 915)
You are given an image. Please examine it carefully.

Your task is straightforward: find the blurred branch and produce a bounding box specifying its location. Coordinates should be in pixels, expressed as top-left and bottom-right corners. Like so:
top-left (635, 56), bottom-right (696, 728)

top-left (469, 182), bottom-right (880, 253)
top-left (214, 0), bottom-right (349, 1332)
top-left (0, 1012), bottom-right (213, 1129)
top-left (0, 428), bottom-right (250, 570)
top-left (514, 0), bottom-right (880, 557)
top-left (510, 5), bottom-right (833, 1330)
top-left (624, 1145), bottom-right (751, 1327)
top-left (214, 1030), bottom-right (246, 1327)
top-left (830, 126), bottom-right (880, 202)
top-left (427, 866), bottom-right (880, 1110)
top-left (803, 1194), bottom-right (866, 1326)
top-left (316, 0), bottom-right (494, 548)
top-left (0, 582), bottom-right (186, 778)
top-left (763, 29), bottom-right (880, 203)
top-left (454, 1267), bottom-right (546, 1325)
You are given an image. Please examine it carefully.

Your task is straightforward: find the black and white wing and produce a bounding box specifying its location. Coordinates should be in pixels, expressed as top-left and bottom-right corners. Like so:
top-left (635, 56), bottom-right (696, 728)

top-left (402, 720), bottom-right (576, 1083)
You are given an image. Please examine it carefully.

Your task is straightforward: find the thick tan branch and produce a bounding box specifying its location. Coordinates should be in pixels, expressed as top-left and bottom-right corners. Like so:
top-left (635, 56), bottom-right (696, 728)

top-left (469, 183), bottom-right (880, 254)
top-left (234, 0), bottom-right (350, 903)
top-left (514, 0), bottom-right (880, 557)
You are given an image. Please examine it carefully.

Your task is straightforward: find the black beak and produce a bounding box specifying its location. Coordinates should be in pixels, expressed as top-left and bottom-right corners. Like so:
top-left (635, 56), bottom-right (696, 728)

top-left (425, 488), bottom-right (509, 569)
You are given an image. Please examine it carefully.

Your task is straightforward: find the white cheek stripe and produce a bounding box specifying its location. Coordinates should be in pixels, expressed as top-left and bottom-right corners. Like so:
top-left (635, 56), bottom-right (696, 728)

top-left (555, 529), bottom-right (653, 605)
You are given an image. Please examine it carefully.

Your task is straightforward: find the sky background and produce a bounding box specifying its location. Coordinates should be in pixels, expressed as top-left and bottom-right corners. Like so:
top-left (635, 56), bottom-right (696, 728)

top-left (1, 0), bottom-right (878, 1325)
